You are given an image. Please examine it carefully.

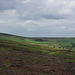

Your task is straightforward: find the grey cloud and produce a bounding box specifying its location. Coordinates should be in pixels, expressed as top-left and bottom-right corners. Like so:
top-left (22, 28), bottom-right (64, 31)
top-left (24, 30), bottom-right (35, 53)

top-left (0, 0), bottom-right (16, 11)
top-left (0, 0), bottom-right (75, 37)
top-left (40, 14), bottom-right (65, 20)
top-left (16, 0), bottom-right (75, 20)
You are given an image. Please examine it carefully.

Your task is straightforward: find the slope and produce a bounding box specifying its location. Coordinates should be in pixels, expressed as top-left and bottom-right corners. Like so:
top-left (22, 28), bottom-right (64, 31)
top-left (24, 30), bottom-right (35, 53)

top-left (0, 33), bottom-right (75, 75)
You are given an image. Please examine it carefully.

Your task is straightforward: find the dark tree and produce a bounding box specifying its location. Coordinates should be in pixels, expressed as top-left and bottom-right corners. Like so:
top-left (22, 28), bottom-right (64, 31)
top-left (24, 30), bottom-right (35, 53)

top-left (35, 38), bottom-right (43, 42)
top-left (71, 43), bottom-right (75, 48)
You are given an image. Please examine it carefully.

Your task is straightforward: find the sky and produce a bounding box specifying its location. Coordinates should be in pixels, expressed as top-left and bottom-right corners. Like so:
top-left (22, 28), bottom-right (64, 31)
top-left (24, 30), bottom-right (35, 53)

top-left (0, 0), bottom-right (75, 37)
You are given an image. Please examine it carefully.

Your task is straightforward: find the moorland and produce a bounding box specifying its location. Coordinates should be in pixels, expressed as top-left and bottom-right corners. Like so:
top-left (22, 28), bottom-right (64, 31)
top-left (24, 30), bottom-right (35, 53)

top-left (0, 33), bottom-right (75, 75)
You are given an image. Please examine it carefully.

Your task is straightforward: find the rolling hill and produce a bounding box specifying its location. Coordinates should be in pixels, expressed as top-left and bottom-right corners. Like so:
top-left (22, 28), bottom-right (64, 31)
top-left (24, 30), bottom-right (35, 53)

top-left (0, 33), bottom-right (75, 75)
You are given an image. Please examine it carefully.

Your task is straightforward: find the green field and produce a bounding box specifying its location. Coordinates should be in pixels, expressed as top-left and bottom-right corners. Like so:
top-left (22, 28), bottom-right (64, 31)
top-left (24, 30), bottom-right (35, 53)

top-left (0, 33), bottom-right (75, 75)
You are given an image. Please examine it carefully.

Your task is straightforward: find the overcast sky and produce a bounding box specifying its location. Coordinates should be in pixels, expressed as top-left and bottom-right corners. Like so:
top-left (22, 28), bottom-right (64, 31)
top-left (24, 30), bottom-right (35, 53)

top-left (0, 0), bottom-right (75, 37)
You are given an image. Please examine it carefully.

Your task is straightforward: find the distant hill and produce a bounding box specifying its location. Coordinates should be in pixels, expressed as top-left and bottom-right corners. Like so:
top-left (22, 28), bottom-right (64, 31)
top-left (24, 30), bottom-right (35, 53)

top-left (0, 33), bottom-right (28, 42)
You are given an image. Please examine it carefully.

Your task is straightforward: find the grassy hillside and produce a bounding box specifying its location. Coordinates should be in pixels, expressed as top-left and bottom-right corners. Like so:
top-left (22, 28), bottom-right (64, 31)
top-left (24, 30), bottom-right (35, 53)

top-left (0, 33), bottom-right (75, 75)
top-left (0, 33), bottom-right (75, 50)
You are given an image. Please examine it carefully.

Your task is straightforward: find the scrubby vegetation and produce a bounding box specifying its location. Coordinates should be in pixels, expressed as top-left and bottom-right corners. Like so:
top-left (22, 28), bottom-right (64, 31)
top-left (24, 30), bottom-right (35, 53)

top-left (0, 33), bottom-right (75, 75)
